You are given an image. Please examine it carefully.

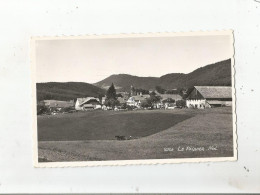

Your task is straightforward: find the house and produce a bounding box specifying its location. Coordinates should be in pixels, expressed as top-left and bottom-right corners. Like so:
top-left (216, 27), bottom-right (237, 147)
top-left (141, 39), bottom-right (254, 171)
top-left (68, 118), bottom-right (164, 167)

top-left (153, 94), bottom-right (182, 109)
top-left (117, 97), bottom-right (127, 105)
top-left (75, 97), bottom-right (101, 110)
top-left (186, 86), bottom-right (232, 108)
top-left (101, 96), bottom-right (106, 105)
top-left (161, 94), bottom-right (182, 109)
top-left (126, 94), bottom-right (150, 108)
top-left (160, 94), bottom-right (182, 102)
top-left (43, 100), bottom-right (74, 108)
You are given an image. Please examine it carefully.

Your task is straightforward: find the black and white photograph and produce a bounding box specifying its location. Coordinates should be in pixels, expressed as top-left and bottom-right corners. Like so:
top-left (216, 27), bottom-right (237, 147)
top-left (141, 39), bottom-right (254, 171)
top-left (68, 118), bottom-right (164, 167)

top-left (32, 31), bottom-right (236, 166)
top-left (3, 0), bottom-right (260, 193)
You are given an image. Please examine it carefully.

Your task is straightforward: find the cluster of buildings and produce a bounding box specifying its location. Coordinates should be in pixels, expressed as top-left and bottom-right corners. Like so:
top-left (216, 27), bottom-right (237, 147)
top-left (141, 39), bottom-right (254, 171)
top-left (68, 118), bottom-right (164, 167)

top-left (40, 85), bottom-right (233, 112)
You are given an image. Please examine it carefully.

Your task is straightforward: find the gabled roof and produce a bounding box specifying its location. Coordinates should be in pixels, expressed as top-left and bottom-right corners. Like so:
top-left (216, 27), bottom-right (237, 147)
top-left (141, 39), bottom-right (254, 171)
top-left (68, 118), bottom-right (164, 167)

top-left (77, 97), bottom-right (100, 106)
top-left (132, 94), bottom-right (150, 101)
top-left (160, 94), bottom-right (182, 100)
top-left (194, 86), bottom-right (232, 99)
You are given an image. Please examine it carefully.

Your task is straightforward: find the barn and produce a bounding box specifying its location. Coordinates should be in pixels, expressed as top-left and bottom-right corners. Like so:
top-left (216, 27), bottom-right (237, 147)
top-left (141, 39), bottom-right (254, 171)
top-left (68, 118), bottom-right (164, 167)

top-left (186, 86), bottom-right (232, 108)
top-left (75, 97), bottom-right (101, 110)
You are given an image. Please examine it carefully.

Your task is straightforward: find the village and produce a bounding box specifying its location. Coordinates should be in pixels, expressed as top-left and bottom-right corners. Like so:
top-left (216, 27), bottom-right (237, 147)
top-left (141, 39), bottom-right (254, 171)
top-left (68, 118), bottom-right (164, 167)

top-left (37, 84), bottom-right (232, 115)
top-left (34, 33), bottom-right (235, 164)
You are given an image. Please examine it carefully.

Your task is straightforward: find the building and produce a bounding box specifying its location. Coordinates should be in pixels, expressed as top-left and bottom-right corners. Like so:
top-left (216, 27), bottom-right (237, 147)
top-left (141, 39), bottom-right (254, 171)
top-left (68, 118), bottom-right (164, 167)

top-left (75, 97), bottom-right (101, 110)
top-left (160, 94), bottom-right (182, 102)
top-left (151, 94), bottom-right (182, 109)
top-left (101, 96), bottom-right (106, 105)
top-left (117, 97), bottom-right (127, 105)
top-left (186, 86), bottom-right (232, 108)
top-left (126, 94), bottom-right (150, 108)
top-left (159, 94), bottom-right (182, 108)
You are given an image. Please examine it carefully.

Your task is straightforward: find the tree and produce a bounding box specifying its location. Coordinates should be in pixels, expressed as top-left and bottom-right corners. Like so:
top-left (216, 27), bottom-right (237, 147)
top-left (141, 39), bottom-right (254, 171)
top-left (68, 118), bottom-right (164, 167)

top-left (116, 93), bottom-right (123, 98)
top-left (120, 102), bottom-right (127, 109)
top-left (37, 103), bottom-right (49, 115)
top-left (145, 94), bottom-right (161, 108)
top-left (176, 100), bottom-right (186, 107)
top-left (149, 94), bottom-right (161, 103)
top-left (106, 83), bottom-right (117, 100)
top-left (104, 99), bottom-right (120, 109)
top-left (141, 100), bottom-right (152, 108)
top-left (149, 91), bottom-right (156, 96)
top-left (105, 83), bottom-right (119, 109)
top-left (155, 86), bottom-right (166, 94)
top-left (135, 88), bottom-right (149, 95)
top-left (162, 98), bottom-right (175, 104)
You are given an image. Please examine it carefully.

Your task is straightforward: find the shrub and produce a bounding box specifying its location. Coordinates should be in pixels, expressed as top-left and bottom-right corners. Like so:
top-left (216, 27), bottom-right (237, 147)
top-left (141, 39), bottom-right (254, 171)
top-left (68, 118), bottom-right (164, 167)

top-left (162, 98), bottom-right (175, 104)
top-left (141, 100), bottom-right (152, 108)
top-left (104, 99), bottom-right (120, 109)
top-left (37, 104), bottom-right (49, 115)
top-left (176, 100), bottom-right (186, 108)
top-left (120, 103), bottom-right (127, 109)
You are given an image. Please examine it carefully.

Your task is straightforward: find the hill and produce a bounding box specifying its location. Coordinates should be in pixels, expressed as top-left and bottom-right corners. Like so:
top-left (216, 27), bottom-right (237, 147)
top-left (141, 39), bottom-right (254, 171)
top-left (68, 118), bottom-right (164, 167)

top-left (94, 74), bottom-right (160, 92)
top-left (94, 59), bottom-right (232, 91)
top-left (160, 59), bottom-right (232, 88)
top-left (37, 82), bottom-right (105, 101)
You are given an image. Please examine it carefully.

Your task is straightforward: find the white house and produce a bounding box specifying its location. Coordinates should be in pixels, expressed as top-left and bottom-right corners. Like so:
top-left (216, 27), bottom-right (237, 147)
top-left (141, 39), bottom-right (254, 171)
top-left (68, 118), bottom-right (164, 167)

top-left (126, 94), bottom-right (150, 108)
top-left (101, 96), bottom-right (106, 104)
top-left (75, 97), bottom-right (101, 110)
top-left (186, 86), bottom-right (232, 108)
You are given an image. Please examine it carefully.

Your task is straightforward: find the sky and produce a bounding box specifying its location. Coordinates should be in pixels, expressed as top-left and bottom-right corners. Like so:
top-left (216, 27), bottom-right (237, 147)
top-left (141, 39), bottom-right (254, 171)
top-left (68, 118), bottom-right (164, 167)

top-left (35, 34), bottom-right (233, 83)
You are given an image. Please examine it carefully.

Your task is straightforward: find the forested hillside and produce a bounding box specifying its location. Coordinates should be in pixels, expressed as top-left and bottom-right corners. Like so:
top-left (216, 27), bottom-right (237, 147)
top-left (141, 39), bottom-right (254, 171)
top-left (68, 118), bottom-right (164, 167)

top-left (94, 59), bottom-right (232, 91)
top-left (37, 82), bottom-right (105, 101)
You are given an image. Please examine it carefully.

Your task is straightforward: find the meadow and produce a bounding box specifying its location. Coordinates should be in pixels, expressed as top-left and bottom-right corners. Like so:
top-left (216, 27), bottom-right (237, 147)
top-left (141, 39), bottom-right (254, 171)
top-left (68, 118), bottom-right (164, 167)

top-left (38, 110), bottom-right (192, 141)
top-left (37, 107), bottom-right (234, 162)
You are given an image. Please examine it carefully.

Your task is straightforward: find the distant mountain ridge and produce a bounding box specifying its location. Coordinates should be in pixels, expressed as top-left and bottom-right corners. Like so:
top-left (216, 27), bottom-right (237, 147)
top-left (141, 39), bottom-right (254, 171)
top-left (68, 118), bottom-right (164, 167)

top-left (37, 82), bottom-right (105, 101)
top-left (95, 74), bottom-right (160, 91)
top-left (94, 59), bottom-right (232, 91)
top-left (37, 59), bottom-right (232, 101)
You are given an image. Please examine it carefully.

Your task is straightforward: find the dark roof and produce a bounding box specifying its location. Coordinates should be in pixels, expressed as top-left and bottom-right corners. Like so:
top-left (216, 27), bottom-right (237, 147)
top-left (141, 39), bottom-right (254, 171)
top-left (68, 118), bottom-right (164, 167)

top-left (159, 94), bottom-right (182, 101)
top-left (195, 86), bottom-right (232, 99)
top-left (132, 95), bottom-right (150, 101)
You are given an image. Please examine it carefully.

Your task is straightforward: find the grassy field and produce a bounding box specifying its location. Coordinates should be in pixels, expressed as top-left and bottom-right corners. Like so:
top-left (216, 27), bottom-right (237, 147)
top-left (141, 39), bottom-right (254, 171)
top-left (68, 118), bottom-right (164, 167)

top-left (38, 110), bottom-right (192, 141)
top-left (37, 107), bottom-right (234, 162)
